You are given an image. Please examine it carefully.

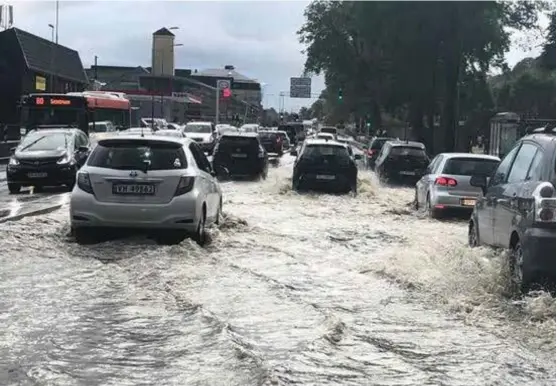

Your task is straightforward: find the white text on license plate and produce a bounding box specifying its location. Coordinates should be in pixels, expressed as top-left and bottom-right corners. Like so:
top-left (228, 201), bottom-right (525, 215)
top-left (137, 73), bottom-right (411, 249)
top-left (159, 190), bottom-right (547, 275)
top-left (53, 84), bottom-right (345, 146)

top-left (399, 171), bottom-right (416, 176)
top-left (231, 153), bottom-right (247, 158)
top-left (113, 184), bottom-right (155, 195)
top-left (462, 198), bottom-right (476, 206)
top-left (28, 172), bottom-right (47, 178)
top-left (316, 174), bottom-right (335, 180)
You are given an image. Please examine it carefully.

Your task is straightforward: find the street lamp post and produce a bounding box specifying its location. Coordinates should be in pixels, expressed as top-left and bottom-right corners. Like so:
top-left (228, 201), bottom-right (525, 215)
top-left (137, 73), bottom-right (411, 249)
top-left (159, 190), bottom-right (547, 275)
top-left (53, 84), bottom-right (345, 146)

top-left (48, 24), bottom-right (55, 92)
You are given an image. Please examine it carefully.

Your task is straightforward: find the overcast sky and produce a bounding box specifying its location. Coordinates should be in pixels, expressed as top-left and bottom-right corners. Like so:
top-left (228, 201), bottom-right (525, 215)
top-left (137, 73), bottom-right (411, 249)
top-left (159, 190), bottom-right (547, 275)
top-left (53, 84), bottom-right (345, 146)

top-left (10, 0), bottom-right (550, 111)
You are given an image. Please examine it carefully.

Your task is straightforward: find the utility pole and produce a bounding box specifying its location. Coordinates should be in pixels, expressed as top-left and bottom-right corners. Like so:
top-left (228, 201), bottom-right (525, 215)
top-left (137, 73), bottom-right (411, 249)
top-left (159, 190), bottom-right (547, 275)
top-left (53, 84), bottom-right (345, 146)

top-left (215, 82), bottom-right (220, 124)
top-left (48, 23), bottom-right (54, 92)
top-left (94, 55), bottom-right (98, 80)
top-left (55, 0), bottom-right (59, 44)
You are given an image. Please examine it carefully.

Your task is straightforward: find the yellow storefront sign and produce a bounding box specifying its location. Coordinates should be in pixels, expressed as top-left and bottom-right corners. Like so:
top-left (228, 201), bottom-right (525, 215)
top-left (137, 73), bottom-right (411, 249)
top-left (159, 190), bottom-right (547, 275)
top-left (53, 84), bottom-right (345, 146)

top-left (35, 76), bottom-right (46, 91)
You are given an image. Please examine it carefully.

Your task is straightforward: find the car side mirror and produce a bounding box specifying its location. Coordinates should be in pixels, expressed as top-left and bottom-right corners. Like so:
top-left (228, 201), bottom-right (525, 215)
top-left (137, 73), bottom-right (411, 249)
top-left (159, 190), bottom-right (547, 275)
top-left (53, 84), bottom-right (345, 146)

top-left (470, 175), bottom-right (488, 195)
top-left (354, 153), bottom-right (362, 160)
top-left (10, 147), bottom-right (16, 154)
top-left (77, 146), bottom-right (89, 153)
top-left (290, 149), bottom-right (298, 156)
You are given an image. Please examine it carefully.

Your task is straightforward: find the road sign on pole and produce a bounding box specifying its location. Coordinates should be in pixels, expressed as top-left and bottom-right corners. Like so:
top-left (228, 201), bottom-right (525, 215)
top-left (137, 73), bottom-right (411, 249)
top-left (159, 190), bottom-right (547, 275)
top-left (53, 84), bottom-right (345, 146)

top-left (289, 77), bottom-right (311, 98)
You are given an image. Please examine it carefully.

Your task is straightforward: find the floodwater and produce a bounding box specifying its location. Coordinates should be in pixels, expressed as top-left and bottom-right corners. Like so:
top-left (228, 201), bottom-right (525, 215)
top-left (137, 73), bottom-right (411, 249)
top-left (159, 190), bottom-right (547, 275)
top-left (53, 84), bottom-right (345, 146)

top-left (0, 156), bottom-right (554, 386)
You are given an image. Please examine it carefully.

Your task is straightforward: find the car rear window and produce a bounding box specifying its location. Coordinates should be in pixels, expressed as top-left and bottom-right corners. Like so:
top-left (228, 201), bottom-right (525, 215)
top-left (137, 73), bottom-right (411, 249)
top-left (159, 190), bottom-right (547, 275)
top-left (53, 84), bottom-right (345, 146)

top-left (370, 139), bottom-right (388, 149)
top-left (88, 140), bottom-right (187, 170)
top-left (259, 132), bottom-right (277, 140)
top-left (389, 146), bottom-right (426, 157)
top-left (277, 132), bottom-right (288, 140)
top-left (321, 128), bottom-right (337, 134)
top-left (443, 157), bottom-right (499, 177)
top-left (302, 144), bottom-right (351, 163)
top-left (218, 136), bottom-right (259, 148)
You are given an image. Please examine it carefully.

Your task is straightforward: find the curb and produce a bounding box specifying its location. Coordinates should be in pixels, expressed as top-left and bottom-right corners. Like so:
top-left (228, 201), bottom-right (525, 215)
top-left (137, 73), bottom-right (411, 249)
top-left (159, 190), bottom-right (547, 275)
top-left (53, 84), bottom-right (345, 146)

top-left (0, 204), bottom-right (63, 224)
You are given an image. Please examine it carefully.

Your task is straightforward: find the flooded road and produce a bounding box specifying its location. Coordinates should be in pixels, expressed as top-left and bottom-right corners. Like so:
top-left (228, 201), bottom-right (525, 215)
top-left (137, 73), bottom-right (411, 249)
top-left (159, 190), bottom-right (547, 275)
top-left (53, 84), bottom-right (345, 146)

top-left (0, 157), bottom-right (554, 385)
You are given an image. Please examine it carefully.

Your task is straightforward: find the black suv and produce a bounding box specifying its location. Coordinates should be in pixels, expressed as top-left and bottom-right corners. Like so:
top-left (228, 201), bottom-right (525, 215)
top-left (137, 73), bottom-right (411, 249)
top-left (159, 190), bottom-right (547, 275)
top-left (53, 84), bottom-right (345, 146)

top-left (6, 128), bottom-right (90, 193)
top-left (468, 126), bottom-right (556, 293)
top-left (212, 132), bottom-right (269, 180)
top-left (375, 140), bottom-right (429, 184)
top-left (292, 138), bottom-right (357, 194)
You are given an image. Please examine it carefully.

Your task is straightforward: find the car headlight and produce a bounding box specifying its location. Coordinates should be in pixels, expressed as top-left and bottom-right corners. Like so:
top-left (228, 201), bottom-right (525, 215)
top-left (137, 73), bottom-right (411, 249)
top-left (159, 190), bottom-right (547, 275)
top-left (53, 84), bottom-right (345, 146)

top-left (8, 157), bottom-right (19, 166)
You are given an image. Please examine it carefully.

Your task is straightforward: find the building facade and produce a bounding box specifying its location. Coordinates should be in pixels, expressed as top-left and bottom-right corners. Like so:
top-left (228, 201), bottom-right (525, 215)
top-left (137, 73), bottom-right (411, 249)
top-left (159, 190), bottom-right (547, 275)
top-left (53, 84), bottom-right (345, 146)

top-left (0, 27), bottom-right (88, 136)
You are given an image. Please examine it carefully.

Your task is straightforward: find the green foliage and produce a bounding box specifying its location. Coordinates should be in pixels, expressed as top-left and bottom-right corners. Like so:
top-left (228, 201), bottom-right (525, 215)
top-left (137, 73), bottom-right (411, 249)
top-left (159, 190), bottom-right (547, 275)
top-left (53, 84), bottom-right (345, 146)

top-left (299, 0), bottom-right (549, 152)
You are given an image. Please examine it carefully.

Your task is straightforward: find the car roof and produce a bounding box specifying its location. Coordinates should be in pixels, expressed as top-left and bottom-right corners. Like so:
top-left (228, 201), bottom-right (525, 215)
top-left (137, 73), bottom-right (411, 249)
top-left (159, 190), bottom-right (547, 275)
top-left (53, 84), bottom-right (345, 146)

top-left (29, 128), bottom-right (79, 135)
top-left (387, 140), bottom-right (426, 149)
top-left (305, 138), bottom-right (345, 147)
top-left (371, 137), bottom-right (395, 141)
top-left (185, 121), bottom-right (212, 126)
top-left (440, 152), bottom-right (501, 161)
top-left (221, 131), bottom-right (259, 138)
top-left (522, 132), bottom-right (556, 147)
top-left (98, 135), bottom-right (190, 146)
top-left (156, 129), bottom-right (183, 135)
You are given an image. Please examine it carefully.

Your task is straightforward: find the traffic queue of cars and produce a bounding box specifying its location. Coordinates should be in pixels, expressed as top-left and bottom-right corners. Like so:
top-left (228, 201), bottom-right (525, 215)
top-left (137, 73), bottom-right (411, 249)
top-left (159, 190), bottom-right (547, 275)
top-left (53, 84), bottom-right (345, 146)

top-left (5, 122), bottom-right (555, 294)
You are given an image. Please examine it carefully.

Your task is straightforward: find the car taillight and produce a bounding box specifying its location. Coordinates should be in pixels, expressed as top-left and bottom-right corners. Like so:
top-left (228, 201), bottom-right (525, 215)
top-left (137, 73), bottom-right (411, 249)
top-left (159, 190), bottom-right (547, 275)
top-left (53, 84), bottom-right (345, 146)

top-left (276, 136), bottom-right (282, 144)
top-left (533, 182), bottom-right (556, 223)
top-left (367, 149), bottom-right (377, 156)
top-left (77, 172), bottom-right (93, 194)
top-left (174, 176), bottom-right (195, 196)
top-left (435, 176), bottom-right (457, 187)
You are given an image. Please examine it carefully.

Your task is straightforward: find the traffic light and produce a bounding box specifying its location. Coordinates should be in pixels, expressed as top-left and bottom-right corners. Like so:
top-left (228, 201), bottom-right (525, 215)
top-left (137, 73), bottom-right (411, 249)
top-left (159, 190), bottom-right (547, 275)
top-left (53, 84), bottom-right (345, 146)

top-left (338, 88), bottom-right (343, 101)
top-left (222, 88), bottom-right (231, 98)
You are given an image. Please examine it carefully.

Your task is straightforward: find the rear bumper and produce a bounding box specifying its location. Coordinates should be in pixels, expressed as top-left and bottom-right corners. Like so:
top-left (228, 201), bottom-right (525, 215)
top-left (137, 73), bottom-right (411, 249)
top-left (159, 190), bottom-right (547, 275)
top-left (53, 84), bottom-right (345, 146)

top-left (430, 190), bottom-right (479, 210)
top-left (7, 164), bottom-right (77, 186)
top-left (70, 187), bottom-right (201, 231)
top-left (522, 227), bottom-right (556, 280)
top-left (296, 173), bottom-right (354, 192)
top-left (263, 144), bottom-right (283, 154)
top-left (213, 158), bottom-right (265, 177)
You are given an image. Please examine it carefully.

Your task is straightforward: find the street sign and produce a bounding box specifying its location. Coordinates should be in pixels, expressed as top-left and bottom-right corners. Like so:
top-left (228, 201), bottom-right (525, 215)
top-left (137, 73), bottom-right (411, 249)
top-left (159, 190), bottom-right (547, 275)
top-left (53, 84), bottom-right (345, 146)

top-left (217, 79), bottom-right (231, 90)
top-left (290, 77), bottom-right (311, 98)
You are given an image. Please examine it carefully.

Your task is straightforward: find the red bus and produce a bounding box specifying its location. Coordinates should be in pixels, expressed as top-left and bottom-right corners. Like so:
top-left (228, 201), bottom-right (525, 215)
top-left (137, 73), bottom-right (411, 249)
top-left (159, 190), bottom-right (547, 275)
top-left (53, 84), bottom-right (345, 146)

top-left (20, 91), bottom-right (131, 136)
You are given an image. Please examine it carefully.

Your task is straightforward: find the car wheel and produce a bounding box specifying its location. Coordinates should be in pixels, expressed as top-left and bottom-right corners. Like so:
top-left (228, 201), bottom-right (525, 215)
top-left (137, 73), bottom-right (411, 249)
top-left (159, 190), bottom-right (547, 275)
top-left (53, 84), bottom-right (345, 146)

top-left (468, 220), bottom-right (479, 248)
top-left (8, 183), bottom-right (21, 194)
top-left (426, 194), bottom-right (440, 219)
top-left (193, 210), bottom-right (207, 246)
top-left (73, 227), bottom-right (93, 245)
top-left (509, 240), bottom-right (531, 295)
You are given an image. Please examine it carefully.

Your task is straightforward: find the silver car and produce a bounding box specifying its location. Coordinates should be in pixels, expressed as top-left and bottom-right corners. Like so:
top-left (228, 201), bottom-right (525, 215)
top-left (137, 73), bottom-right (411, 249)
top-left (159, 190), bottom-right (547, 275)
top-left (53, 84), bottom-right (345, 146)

top-left (415, 152), bottom-right (500, 218)
top-left (70, 135), bottom-right (223, 245)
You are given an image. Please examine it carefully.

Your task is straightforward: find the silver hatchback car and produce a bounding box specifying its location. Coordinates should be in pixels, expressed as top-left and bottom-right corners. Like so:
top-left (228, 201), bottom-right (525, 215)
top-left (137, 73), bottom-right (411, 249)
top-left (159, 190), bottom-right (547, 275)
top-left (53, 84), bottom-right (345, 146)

top-left (70, 135), bottom-right (223, 245)
top-left (415, 152), bottom-right (500, 218)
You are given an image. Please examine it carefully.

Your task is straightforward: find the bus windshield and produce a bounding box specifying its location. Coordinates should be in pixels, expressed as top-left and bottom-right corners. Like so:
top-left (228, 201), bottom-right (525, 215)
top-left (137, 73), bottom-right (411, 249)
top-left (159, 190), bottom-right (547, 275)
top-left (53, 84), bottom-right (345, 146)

top-left (23, 106), bottom-right (84, 129)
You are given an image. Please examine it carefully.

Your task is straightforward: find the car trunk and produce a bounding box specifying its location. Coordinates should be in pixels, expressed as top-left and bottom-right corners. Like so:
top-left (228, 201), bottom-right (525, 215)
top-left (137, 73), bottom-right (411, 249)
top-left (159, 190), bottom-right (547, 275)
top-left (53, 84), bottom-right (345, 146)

top-left (298, 154), bottom-right (355, 184)
top-left (440, 157), bottom-right (499, 197)
top-left (214, 137), bottom-right (261, 174)
top-left (87, 139), bottom-right (187, 204)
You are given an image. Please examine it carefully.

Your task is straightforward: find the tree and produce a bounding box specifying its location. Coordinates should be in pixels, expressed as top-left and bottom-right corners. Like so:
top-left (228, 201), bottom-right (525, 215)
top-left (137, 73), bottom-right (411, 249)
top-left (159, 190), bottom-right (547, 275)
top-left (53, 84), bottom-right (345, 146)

top-left (541, 12), bottom-right (556, 69)
top-left (298, 0), bottom-right (547, 152)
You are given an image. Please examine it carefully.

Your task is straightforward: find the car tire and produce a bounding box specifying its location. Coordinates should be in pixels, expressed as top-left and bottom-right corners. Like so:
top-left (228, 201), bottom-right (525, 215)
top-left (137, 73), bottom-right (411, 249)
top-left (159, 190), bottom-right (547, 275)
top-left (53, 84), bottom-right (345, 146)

top-left (8, 183), bottom-right (21, 194)
top-left (426, 194), bottom-right (440, 219)
top-left (468, 220), bottom-right (480, 248)
top-left (509, 240), bottom-right (532, 295)
top-left (73, 227), bottom-right (93, 245)
top-left (193, 210), bottom-right (207, 246)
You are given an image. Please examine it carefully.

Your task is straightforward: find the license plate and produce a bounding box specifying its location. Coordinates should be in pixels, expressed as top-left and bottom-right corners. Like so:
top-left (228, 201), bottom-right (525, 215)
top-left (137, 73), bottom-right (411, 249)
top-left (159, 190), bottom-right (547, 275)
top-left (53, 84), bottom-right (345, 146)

top-left (112, 184), bottom-right (155, 195)
top-left (27, 172), bottom-right (47, 178)
top-left (316, 174), bottom-right (335, 180)
top-left (461, 198), bottom-right (476, 206)
top-left (399, 171), bottom-right (416, 176)
top-left (231, 153), bottom-right (247, 158)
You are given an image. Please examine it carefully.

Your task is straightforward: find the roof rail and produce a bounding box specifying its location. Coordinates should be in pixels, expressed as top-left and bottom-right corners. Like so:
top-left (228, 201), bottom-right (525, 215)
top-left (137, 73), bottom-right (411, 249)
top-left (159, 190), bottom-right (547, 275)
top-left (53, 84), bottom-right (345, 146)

top-left (530, 123), bottom-right (556, 135)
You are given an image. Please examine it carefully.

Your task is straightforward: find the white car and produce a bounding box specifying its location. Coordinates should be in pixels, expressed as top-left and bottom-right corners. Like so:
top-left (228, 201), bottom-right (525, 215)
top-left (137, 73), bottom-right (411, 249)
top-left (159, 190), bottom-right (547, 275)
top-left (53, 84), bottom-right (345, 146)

top-left (183, 121), bottom-right (216, 153)
top-left (70, 135), bottom-right (223, 245)
top-left (239, 124), bottom-right (260, 133)
top-left (316, 132), bottom-right (335, 141)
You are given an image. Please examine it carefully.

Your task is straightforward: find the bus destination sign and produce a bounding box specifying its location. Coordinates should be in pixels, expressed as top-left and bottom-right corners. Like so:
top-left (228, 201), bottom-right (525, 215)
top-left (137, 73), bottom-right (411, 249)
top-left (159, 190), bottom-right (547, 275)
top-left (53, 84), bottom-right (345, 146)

top-left (35, 97), bottom-right (73, 106)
